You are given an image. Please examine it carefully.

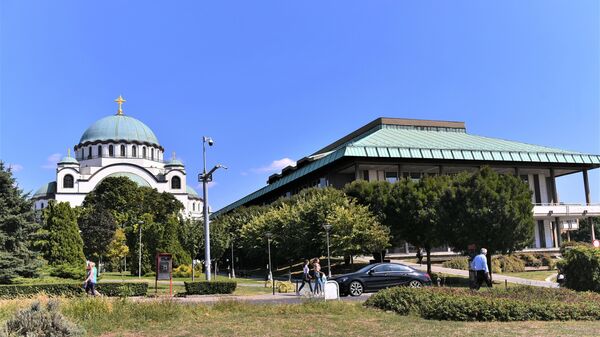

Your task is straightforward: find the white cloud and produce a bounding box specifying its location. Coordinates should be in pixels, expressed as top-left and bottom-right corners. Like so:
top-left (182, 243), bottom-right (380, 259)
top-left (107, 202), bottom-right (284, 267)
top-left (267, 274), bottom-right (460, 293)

top-left (251, 158), bottom-right (296, 173)
top-left (8, 164), bottom-right (23, 172)
top-left (42, 153), bottom-right (61, 169)
top-left (240, 171), bottom-right (248, 176)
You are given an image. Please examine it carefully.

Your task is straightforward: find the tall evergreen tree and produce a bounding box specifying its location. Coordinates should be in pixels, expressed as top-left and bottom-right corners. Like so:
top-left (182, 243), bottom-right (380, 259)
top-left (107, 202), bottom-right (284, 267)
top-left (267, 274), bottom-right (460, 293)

top-left (42, 201), bottom-right (85, 266)
top-left (0, 162), bottom-right (40, 283)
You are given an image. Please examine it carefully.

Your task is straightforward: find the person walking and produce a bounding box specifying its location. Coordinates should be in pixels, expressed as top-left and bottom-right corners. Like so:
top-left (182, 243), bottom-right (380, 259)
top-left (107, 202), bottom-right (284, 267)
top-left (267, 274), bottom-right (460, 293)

top-left (470, 248), bottom-right (492, 289)
top-left (297, 259), bottom-right (313, 295)
top-left (312, 258), bottom-right (323, 296)
top-left (84, 261), bottom-right (98, 296)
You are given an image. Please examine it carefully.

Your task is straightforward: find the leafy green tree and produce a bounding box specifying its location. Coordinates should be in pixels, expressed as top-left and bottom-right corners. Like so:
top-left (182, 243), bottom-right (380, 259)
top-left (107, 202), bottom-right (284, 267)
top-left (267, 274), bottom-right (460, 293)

top-left (78, 207), bottom-right (116, 259)
top-left (0, 163), bottom-right (40, 283)
top-left (568, 217), bottom-right (600, 243)
top-left (344, 180), bottom-right (393, 223)
top-left (82, 176), bottom-right (141, 224)
top-left (441, 167), bottom-right (535, 280)
top-left (390, 175), bottom-right (451, 274)
top-left (106, 228), bottom-right (129, 272)
top-left (41, 201), bottom-right (85, 267)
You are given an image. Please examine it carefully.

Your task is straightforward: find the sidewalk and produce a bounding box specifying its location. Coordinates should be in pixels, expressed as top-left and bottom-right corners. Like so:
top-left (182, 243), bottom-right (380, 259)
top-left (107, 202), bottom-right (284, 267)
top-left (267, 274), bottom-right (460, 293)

top-left (403, 261), bottom-right (559, 288)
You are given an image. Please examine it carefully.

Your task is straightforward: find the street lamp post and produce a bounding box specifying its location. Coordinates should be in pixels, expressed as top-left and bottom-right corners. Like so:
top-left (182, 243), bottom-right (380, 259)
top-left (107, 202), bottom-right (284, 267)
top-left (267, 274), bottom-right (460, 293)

top-left (266, 232), bottom-right (274, 295)
top-left (230, 238), bottom-right (236, 279)
top-left (199, 136), bottom-right (227, 281)
top-left (138, 221), bottom-right (144, 278)
top-left (323, 224), bottom-right (332, 278)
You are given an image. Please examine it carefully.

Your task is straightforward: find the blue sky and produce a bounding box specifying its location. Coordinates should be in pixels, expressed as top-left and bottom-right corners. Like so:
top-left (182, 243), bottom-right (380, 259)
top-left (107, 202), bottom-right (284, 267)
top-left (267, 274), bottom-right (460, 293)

top-left (1, 1), bottom-right (599, 210)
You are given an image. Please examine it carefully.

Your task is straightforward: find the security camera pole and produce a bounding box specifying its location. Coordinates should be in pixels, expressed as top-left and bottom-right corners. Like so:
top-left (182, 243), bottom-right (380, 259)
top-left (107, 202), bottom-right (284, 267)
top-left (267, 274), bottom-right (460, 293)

top-left (199, 136), bottom-right (227, 281)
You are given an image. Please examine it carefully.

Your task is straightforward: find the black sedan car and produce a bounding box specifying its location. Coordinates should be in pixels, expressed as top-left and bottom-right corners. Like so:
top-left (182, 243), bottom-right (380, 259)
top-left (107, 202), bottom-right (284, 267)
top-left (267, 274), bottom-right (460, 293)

top-left (331, 262), bottom-right (432, 296)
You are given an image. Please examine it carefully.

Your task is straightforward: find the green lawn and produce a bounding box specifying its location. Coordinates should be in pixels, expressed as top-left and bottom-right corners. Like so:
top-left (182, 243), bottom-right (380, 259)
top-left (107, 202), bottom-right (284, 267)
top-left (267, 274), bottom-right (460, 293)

top-left (503, 270), bottom-right (557, 282)
top-left (2, 297), bottom-right (599, 337)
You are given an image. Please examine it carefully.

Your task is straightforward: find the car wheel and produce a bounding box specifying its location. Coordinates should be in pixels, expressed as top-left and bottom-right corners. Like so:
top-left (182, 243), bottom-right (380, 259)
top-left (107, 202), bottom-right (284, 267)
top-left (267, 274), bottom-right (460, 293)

top-left (408, 280), bottom-right (423, 288)
top-left (349, 281), bottom-right (364, 296)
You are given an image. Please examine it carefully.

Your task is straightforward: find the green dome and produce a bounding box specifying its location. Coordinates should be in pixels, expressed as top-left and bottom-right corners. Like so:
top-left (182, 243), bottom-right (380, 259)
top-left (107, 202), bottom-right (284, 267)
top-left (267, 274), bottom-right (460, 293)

top-left (103, 172), bottom-right (151, 187)
top-left (58, 156), bottom-right (79, 165)
top-left (165, 159), bottom-right (185, 167)
top-left (79, 115), bottom-right (160, 146)
top-left (33, 181), bottom-right (56, 199)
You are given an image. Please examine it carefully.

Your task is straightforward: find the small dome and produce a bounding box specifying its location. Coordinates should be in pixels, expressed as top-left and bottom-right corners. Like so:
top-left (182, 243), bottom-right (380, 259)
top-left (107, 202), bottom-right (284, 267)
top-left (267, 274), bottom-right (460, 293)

top-left (165, 159), bottom-right (185, 167)
top-left (33, 181), bottom-right (56, 199)
top-left (187, 185), bottom-right (201, 199)
top-left (58, 156), bottom-right (79, 165)
top-left (78, 115), bottom-right (160, 147)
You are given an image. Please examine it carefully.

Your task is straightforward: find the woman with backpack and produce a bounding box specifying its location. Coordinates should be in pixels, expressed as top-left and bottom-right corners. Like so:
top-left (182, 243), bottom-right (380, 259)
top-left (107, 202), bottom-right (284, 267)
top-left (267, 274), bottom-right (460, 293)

top-left (297, 259), bottom-right (313, 295)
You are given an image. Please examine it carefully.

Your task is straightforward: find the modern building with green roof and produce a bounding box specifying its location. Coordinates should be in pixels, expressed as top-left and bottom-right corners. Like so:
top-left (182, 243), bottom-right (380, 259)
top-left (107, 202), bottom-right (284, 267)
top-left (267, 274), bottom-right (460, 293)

top-left (215, 117), bottom-right (600, 250)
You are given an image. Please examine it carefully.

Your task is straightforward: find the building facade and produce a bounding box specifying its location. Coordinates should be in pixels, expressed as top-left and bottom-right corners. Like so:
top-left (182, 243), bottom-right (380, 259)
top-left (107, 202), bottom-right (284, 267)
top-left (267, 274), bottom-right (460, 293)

top-left (215, 117), bottom-right (600, 250)
top-left (32, 96), bottom-right (203, 219)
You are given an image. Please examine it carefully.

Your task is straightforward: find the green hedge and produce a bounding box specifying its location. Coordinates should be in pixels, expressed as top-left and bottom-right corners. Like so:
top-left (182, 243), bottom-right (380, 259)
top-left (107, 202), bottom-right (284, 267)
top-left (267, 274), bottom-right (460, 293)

top-left (561, 245), bottom-right (600, 292)
top-left (95, 283), bottom-right (148, 297)
top-left (0, 282), bottom-right (148, 298)
top-left (184, 281), bottom-right (237, 295)
top-left (365, 286), bottom-right (600, 321)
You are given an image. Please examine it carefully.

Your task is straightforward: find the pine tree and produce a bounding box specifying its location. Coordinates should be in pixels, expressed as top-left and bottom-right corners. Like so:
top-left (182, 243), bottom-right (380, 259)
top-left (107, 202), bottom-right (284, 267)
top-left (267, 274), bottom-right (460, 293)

top-left (0, 162), bottom-right (40, 283)
top-left (42, 201), bottom-right (85, 267)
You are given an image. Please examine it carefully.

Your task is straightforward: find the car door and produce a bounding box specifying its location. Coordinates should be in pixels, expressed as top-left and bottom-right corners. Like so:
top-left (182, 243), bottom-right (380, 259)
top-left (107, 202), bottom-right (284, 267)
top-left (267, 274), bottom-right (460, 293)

top-left (366, 264), bottom-right (392, 291)
top-left (387, 264), bottom-right (414, 286)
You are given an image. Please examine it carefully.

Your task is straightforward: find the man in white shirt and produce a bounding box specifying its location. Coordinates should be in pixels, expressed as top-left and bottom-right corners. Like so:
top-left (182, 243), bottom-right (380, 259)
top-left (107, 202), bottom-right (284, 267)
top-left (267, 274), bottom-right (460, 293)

top-left (470, 248), bottom-right (492, 289)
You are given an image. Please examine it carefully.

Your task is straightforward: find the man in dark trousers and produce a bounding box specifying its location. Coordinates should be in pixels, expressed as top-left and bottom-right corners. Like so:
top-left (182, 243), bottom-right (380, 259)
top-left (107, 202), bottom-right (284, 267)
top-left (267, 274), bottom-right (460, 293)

top-left (470, 248), bottom-right (492, 289)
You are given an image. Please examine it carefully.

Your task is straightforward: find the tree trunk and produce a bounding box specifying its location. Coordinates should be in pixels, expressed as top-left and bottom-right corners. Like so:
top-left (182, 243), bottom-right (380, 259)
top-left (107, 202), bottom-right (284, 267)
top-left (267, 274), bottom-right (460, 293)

top-left (288, 261), bottom-right (292, 282)
top-left (487, 254), bottom-right (493, 283)
top-left (344, 254), bottom-right (351, 266)
top-left (426, 248), bottom-right (432, 275)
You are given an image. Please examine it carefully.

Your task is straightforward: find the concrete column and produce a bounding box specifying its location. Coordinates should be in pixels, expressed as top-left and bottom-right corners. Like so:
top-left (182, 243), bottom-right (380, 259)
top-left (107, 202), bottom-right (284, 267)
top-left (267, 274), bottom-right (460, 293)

top-left (354, 164), bottom-right (360, 181)
top-left (404, 242), bottom-right (409, 254)
top-left (550, 168), bottom-right (561, 247)
top-left (398, 164), bottom-right (403, 180)
top-left (438, 165), bottom-right (443, 175)
top-left (583, 169), bottom-right (595, 241)
top-left (514, 167), bottom-right (519, 176)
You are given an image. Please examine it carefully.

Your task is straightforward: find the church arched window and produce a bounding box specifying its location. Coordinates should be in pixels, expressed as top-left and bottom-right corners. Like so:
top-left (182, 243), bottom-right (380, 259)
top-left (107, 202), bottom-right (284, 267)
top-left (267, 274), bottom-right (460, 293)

top-left (40, 202), bottom-right (45, 209)
top-left (132, 146), bottom-right (137, 158)
top-left (171, 176), bottom-right (181, 189)
top-left (151, 148), bottom-right (154, 161)
top-left (142, 147), bottom-right (147, 159)
top-left (109, 145), bottom-right (114, 157)
top-left (120, 145), bottom-right (126, 157)
top-left (87, 147), bottom-right (92, 159)
top-left (63, 174), bottom-right (74, 188)
top-left (97, 145), bottom-right (102, 157)
top-left (192, 203), bottom-right (195, 211)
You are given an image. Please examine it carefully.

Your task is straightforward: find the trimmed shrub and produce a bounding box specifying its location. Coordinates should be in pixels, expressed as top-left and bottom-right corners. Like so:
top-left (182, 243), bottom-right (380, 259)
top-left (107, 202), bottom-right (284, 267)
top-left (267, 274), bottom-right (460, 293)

top-left (0, 282), bottom-right (148, 298)
top-left (494, 255), bottom-right (525, 273)
top-left (276, 281), bottom-right (294, 293)
top-left (442, 258), bottom-right (469, 270)
top-left (562, 245), bottom-right (600, 292)
top-left (518, 253), bottom-right (542, 268)
top-left (365, 286), bottom-right (600, 321)
top-left (560, 241), bottom-right (590, 256)
top-left (95, 283), bottom-right (148, 297)
top-left (2, 300), bottom-right (84, 336)
top-left (49, 263), bottom-right (87, 280)
top-left (184, 281), bottom-right (237, 295)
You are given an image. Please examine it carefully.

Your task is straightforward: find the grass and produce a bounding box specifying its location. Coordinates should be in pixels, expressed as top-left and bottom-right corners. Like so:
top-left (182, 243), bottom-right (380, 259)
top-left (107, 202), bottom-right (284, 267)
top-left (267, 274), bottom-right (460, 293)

top-left (503, 270), bottom-right (557, 281)
top-left (2, 296), bottom-right (600, 337)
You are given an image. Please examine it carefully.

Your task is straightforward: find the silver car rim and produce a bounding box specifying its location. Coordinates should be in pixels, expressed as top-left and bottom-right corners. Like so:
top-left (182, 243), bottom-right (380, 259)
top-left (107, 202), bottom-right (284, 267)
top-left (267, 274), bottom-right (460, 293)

top-left (349, 281), bottom-right (363, 296)
top-left (409, 280), bottom-right (422, 288)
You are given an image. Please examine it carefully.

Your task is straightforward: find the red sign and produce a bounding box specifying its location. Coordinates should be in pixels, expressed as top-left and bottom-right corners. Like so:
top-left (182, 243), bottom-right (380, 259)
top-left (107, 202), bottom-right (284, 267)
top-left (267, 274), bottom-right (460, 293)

top-left (593, 240), bottom-right (600, 248)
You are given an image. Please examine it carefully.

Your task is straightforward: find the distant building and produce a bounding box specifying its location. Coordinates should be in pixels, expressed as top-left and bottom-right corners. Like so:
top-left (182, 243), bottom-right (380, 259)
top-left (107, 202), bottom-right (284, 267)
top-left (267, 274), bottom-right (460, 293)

top-left (32, 96), bottom-right (203, 219)
top-left (215, 117), bottom-right (600, 250)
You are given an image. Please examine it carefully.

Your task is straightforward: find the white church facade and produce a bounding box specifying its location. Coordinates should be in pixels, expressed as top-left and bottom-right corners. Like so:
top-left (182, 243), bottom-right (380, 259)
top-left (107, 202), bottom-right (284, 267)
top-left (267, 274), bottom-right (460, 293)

top-left (32, 96), bottom-right (203, 219)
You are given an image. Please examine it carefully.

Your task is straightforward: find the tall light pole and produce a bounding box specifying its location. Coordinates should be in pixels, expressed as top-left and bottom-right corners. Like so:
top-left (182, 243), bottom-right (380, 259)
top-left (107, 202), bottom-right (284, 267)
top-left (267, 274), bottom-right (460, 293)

top-left (199, 136), bottom-right (227, 281)
top-left (266, 232), bottom-right (274, 295)
top-left (323, 224), bottom-right (332, 278)
top-left (138, 220), bottom-right (144, 278)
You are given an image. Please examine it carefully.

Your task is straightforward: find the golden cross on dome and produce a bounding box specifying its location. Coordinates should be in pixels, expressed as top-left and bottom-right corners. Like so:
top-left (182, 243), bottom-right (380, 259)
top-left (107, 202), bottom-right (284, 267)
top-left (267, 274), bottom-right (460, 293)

top-left (114, 95), bottom-right (126, 115)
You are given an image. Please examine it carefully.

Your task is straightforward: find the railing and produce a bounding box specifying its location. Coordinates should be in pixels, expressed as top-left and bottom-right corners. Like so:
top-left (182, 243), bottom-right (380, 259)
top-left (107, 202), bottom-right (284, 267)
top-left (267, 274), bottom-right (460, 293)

top-left (532, 203), bottom-right (600, 218)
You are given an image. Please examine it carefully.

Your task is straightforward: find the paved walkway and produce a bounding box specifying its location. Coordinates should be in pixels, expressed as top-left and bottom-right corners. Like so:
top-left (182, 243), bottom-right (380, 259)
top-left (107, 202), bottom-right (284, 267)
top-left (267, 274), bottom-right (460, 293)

top-left (402, 261), bottom-right (559, 288)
